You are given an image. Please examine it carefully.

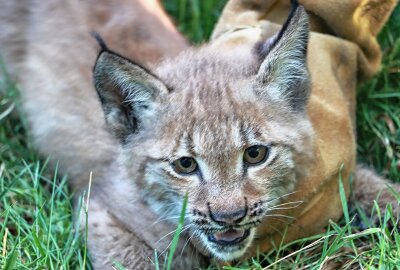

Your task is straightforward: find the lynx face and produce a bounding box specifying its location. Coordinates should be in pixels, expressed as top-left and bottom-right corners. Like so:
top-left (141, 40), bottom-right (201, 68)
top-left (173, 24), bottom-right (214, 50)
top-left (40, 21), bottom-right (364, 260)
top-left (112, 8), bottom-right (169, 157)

top-left (94, 3), bottom-right (313, 261)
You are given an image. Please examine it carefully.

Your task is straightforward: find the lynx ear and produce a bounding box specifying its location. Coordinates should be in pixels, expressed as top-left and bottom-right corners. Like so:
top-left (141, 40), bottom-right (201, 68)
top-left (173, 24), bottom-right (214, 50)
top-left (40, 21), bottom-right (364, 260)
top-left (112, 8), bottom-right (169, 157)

top-left (93, 50), bottom-right (168, 143)
top-left (255, 2), bottom-right (310, 112)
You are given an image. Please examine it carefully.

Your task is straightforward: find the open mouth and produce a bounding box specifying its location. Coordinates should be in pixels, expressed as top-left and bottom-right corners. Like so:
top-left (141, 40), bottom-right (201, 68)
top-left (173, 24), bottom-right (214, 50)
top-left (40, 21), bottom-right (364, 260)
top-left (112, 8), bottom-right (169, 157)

top-left (208, 228), bottom-right (250, 246)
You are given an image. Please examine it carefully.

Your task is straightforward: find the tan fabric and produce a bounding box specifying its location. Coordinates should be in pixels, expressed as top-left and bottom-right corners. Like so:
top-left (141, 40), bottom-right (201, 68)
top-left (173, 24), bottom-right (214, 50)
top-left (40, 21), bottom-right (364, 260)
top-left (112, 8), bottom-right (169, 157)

top-left (210, 0), bottom-right (396, 255)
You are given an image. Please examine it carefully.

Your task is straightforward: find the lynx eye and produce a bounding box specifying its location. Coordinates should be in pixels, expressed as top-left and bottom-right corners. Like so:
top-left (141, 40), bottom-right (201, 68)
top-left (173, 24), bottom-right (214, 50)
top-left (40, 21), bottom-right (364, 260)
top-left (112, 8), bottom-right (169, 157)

top-left (243, 145), bottom-right (269, 165)
top-left (173, 157), bottom-right (198, 174)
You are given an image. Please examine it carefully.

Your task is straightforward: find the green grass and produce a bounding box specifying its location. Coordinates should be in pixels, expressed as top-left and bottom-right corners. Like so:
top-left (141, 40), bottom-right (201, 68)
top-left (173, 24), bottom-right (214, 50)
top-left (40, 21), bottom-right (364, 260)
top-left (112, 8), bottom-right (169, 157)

top-left (0, 1), bottom-right (399, 269)
top-left (0, 72), bottom-right (89, 268)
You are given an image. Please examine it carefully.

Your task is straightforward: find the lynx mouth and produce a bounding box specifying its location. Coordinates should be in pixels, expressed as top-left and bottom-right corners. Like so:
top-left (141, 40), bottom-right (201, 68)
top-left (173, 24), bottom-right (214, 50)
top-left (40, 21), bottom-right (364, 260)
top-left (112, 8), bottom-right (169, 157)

top-left (208, 228), bottom-right (250, 246)
top-left (200, 228), bottom-right (255, 261)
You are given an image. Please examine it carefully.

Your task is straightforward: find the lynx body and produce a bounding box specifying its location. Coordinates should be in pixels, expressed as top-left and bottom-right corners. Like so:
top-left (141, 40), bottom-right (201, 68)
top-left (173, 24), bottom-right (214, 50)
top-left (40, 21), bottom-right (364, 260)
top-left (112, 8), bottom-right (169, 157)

top-left (0, 0), bottom-right (398, 268)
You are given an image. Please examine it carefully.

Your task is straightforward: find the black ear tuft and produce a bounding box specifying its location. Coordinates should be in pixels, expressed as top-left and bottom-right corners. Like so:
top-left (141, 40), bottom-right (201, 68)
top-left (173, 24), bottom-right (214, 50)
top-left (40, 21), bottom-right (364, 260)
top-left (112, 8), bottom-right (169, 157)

top-left (256, 0), bottom-right (303, 59)
top-left (91, 31), bottom-right (109, 53)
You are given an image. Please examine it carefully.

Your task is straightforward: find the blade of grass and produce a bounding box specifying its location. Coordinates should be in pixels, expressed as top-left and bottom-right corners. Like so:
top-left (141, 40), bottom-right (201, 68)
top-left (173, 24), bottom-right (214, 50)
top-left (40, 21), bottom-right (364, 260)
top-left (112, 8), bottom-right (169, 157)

top-left (166, 193), bottom-right (188, 270)
top-left (2, 241), bottom-right (17, 270)
top-left (82, 171), bottom-right (93, 270)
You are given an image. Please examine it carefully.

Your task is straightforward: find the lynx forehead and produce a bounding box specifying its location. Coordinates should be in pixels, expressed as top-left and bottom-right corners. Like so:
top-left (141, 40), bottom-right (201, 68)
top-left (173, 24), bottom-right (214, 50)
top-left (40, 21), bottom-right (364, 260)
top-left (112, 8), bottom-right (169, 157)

top-left (93, 2), bottom-right (314, 260)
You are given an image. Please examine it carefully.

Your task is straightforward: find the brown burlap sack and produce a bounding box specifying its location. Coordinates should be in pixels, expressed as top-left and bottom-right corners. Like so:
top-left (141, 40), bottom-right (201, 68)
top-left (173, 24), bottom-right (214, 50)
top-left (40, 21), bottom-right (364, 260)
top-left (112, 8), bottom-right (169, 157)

top-left (210, 0), bottom-right (396, 253)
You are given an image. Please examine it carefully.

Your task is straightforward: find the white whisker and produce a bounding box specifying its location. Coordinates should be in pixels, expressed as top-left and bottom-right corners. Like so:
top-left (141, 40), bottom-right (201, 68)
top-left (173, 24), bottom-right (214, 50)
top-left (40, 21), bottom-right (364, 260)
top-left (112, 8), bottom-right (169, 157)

top-left (265, 191), bottom-right (298, 204)
top-left (156, 224), bottom-right (192, 244)
top-left (264, 214), bottom-right (294, 219)
top-left (267, 201), bottom-right (303, 211)
top-left (158, 224), bottom-right (193, 258)
top-left (268, 206), bottom-right (301, 211)
top-left (179, 231), bottom-right (196, 257)
top-left (271, 200), bottom-right (303, 208)
top-left (151, 215), bottom-right (182, 226)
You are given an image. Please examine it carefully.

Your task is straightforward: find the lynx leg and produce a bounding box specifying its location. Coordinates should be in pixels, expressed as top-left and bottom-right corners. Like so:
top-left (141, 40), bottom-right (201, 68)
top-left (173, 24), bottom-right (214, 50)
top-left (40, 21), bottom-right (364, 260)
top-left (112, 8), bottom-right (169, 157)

top-left (352, 165), bottom-right (400, 222)
top-left (84, 197), bottom-right (155, 269)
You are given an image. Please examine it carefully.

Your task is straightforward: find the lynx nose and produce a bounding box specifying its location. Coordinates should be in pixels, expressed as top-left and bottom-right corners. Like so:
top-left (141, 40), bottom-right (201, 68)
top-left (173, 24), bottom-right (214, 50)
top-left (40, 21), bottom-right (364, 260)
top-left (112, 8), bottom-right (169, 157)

top-left (207, 202), bottom-right (247, 225)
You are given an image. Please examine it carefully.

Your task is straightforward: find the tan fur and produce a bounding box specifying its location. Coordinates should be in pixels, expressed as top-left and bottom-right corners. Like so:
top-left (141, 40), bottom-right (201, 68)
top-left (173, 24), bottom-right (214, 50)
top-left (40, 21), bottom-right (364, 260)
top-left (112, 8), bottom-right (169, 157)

top-left (0, 0), bottom-right (398, 269)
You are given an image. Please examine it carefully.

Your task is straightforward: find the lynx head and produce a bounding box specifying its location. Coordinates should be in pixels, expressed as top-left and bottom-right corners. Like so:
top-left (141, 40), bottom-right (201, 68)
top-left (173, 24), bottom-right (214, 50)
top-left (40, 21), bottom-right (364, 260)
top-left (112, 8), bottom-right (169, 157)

top-left (93, 3), bottom-right (313, 261)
